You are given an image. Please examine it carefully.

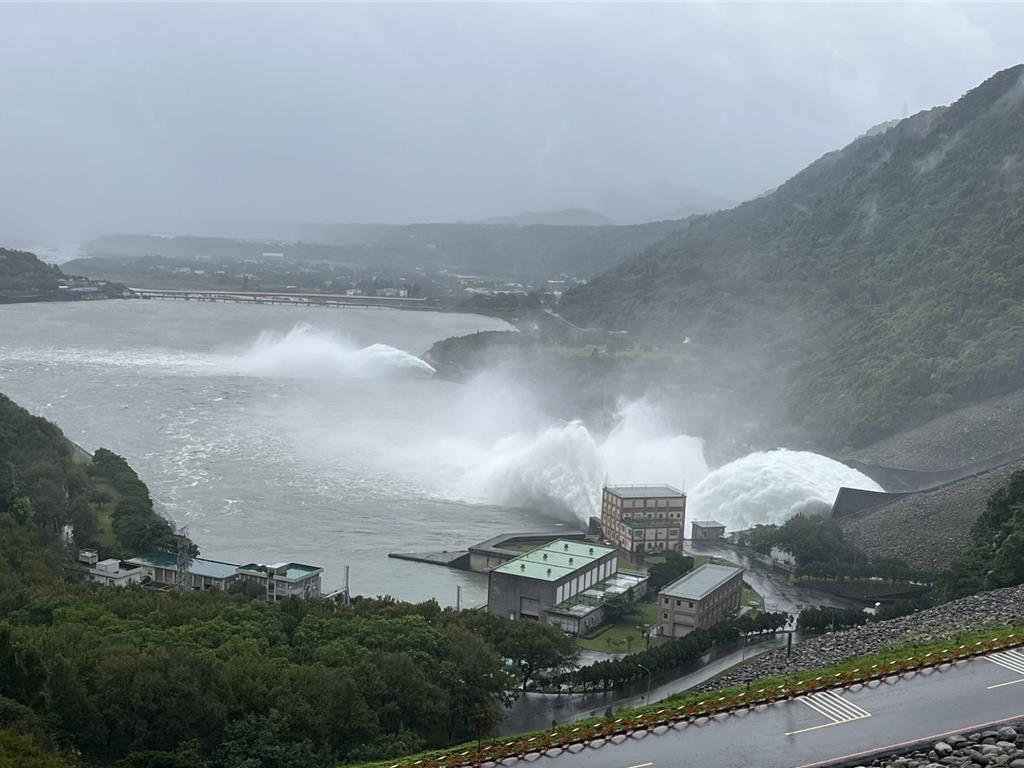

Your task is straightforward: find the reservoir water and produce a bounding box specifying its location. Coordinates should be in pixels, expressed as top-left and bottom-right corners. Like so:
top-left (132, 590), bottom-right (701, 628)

top-left (0, 300), bottom-right (531, 604)
top-left (0, 300), bottom-right (883, 605)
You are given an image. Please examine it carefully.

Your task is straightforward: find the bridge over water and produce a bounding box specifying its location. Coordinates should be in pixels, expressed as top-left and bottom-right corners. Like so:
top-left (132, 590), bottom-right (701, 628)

top-left (127, 287), bottom-right (434, 311)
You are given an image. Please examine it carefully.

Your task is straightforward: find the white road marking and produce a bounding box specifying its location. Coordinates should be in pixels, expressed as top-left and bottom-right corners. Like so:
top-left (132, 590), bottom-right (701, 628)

top-left (988, 650), bottom-right (1024, 675)
top-left (986, 650), bottom-right (1024, 688)
top-left (786, 690), bottom-right (871, 736)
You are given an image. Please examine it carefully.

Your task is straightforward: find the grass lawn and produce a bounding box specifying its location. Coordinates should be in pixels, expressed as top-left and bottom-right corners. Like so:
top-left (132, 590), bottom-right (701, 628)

top-left (742, 582), bottom-right (765, 611)
top-left (617, 555), bottom-right (644, 573)
top-left (577, 599), bottom-right (662, 653)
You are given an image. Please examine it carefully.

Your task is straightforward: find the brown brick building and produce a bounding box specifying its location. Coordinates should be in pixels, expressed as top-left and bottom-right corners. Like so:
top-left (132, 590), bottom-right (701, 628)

top-left (600, 485), bottom-right (685, 555)
top-left (657, 563), bottom-right (743, 637)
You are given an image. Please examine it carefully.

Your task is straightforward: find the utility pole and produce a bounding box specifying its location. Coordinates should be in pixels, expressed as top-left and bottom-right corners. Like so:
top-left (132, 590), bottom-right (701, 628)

top-left (637, 663), bottom-right (652, 703)
top-left (343, 565), bottom-right (351, 606)
top-left (456, 585), bottom-right (462, 612)
top-left (175, 525), bottom-right (192, 592)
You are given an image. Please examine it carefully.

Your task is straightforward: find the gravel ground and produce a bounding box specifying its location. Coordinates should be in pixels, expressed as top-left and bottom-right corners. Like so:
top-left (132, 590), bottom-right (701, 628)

top-left (861, 722), bottom-right (1024, 768)
top-left (691, 585), bottom-right (1024, 693)
top-left (838, 460), bottom-right (1024, 572)
top-left (846, 389), bottom-right (1024, 471)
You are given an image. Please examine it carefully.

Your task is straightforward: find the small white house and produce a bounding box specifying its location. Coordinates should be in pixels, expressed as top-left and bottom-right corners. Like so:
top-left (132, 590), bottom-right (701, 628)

top-left (78, 550), bottom-right (144, 587)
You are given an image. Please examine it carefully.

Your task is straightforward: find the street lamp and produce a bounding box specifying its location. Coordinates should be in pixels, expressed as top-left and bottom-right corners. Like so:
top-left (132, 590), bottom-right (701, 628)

top-left (637, 663), bottom-right (652, 703)
top-left (636, 624), bottom-right (652, 650)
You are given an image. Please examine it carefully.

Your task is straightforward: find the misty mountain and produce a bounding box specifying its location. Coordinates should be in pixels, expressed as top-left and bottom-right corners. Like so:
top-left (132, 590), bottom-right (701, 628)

top-left (562, 65), bottom-right (1024, 449)
top-left (473, 209), bottom-right (615, 226)
top-left (594, 182), bottom-right (736, 224)
top-left (83, 219), bottom-right (686, 280)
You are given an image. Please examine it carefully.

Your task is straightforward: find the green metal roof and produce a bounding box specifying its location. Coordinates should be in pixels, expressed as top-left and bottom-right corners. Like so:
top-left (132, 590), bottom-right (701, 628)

top-left (659, 563), bottom-right (742, 601)
top-left (606, 485), bottom-right (684, 499)
top-left (284, 564), bottom-right (321, 578)
top-left (491, 539), bottom-right (616, 582)
top-left (238, 562), bottom-right (322, 579)
top-left (128, 552), bottom-right (240, 580)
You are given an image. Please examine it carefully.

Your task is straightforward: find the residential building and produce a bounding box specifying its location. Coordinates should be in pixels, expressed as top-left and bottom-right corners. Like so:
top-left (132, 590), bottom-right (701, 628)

top-left (127, 552), bottom-right (241, 591)
top-left (600, 485), bottom-right (686, 556)
top-left (657, 563), bottom-right (743, 638)
top-left (691, 520), bottom-right (726, 541)
top-left (236, 562), bottom-right (323, 601)
top-left (77, 549), bottom-right (144, 586)
top-left (126, 553), bottom-right (324, 601)
top-left (487, 539), bottom-right (646, 635)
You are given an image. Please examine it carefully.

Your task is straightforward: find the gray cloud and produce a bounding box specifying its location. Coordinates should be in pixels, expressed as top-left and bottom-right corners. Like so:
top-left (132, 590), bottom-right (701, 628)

top-left (1, 2), bottom-right (1022, 241)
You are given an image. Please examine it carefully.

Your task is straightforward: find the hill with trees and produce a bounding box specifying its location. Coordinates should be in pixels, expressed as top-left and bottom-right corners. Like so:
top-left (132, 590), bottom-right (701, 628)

top-left (561, 65), bottom-right (1024, 450)
top-left (0, 249), bottom-right (63, 301)
top-left (82, 218), bottom-right (685, 280)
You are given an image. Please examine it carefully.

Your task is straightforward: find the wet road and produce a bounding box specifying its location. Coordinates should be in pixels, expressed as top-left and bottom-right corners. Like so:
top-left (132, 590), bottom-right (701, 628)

top-left (501, 633), bottom-right (793, 735)
top-left (501, 650), bottom-right (1024, 768)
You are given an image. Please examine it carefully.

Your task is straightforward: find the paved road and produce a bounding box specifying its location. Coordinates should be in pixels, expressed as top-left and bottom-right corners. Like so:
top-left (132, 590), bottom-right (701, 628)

top-left (504, 650), bottom-right (1024, 768)
top-left (501, 634), bottom-right (792, 735)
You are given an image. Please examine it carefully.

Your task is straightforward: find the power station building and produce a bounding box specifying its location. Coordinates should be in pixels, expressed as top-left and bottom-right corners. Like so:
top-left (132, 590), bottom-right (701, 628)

top-left (486, 539), bottom-right (646, 635)
top-left (600, 485), bottom-right (686, 555)
top-left (656, 562), bottom-right (743, 637)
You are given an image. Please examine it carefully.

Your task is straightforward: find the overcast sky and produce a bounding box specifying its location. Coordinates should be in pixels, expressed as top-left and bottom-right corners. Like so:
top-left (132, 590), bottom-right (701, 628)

top-left (1, 3), bottom-right (1023, 242)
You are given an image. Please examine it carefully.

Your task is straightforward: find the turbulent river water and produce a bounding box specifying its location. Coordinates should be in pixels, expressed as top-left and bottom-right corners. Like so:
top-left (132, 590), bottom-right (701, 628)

top-left (0, 300), bottom-right (881, 605)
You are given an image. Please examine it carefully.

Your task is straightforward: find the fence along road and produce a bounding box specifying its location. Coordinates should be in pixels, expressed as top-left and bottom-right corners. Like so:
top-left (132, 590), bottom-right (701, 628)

top-left (488, 651), bottom-right (1024, 768)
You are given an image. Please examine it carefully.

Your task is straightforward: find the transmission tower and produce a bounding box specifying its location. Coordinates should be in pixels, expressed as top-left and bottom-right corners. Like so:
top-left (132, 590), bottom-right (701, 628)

top-left (175, 525), bottom-right (192, 592)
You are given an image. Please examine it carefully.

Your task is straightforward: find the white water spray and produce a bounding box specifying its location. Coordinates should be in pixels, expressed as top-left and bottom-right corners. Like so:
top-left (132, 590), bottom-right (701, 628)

top-left (687, 449), bottom-right (882, 531)
top-left (224, 324), bottom-right (435, 378)
top-left (223, 328), bottom-right (882, 531)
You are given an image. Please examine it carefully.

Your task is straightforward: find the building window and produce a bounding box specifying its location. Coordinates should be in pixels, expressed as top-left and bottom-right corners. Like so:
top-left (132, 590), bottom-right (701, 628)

top-left (675, 599), bottom-right (681, 606)
top-left (689, 602), bottom-right (694, 608)
top-left (663, 613), bottom-right (669, 620)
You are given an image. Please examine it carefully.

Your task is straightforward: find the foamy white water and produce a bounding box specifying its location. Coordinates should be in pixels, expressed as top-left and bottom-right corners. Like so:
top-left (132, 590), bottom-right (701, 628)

top-left (687, 449), bottom-right (883, 531)
top-left (224, 324), bottom-right (436, 378)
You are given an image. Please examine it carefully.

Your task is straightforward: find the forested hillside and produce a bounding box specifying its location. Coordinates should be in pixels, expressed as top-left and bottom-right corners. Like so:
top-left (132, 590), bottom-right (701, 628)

top-left (562, 65), bottom-right (1024, 448)
top-left (0, 249), bottom-right (62, 300)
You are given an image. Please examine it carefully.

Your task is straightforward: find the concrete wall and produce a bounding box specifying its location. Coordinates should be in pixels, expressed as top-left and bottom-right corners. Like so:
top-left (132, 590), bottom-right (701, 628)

top-left (469, 551), bottom-right (514, 573)
top-left (842, 446), bottom-right (1024, 493)
top-left (488, 572), bottom-right (558, 621)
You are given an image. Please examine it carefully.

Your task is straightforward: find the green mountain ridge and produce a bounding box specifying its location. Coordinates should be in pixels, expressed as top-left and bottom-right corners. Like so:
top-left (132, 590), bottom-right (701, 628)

top-left (83, 218), bottom-right (686, 280)
top-left (561, 65), bottom-right (1024, 449)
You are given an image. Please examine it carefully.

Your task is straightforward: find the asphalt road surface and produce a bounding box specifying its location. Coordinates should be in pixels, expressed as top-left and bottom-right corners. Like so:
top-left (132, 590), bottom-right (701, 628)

top-left (513, 649), bottom-right (1024, 768)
